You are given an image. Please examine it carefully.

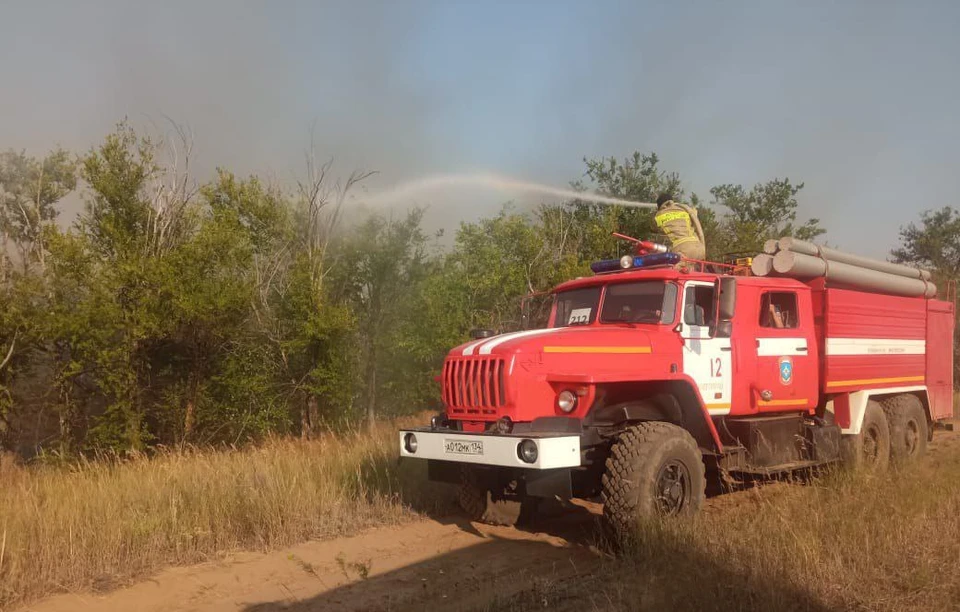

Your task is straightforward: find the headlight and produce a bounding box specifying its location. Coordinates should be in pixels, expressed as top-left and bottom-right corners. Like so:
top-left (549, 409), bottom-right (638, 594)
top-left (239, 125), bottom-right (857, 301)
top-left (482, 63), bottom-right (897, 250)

top-left (517, 439), bottom-right (538, 464)
top-left (403, 433), bottom-right (418, 453)
top-left (557, 390), bottom-right (578, 413)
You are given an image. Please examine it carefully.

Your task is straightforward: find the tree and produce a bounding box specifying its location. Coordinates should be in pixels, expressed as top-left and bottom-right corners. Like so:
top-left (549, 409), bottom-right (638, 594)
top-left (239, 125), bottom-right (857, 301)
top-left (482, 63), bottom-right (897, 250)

top-left (565, 152), bottom-right (688, 258)
top-left (0, 272), bottom-right (45, 449)
top-left (709, 179), bottom-right (823, 255)
top-left (336, 209), bottom-right (431, 423)
top-left (891, 207), bottom-right (960, 283)
top-left (448, 208), bottom-right (575, 331)
top-left (0, 149), bottom-right (77, 273)
top-left (156, 171), bottom-right (280, 443)
top-left (60, 125), bottom-right (165, 451)
top-left (892, 207), bottom-right (960, 387)
top-left (0, 149), bottom-right (77, 449)
top-left (257, 154), bottom-right (370, 437)
top-left (46, 122), bottom-right (199, 451)
top-left (534, 152), bottom-right (729, 261)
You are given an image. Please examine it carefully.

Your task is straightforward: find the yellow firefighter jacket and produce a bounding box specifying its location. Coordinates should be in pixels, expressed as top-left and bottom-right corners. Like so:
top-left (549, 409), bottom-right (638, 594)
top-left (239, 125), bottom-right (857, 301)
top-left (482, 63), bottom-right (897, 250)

top-left (654, 201), bottom-right (705, 250)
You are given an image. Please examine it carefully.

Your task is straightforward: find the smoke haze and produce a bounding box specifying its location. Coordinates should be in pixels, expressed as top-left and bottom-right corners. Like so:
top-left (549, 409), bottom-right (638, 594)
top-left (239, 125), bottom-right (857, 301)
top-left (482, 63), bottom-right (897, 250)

top-left (1, 0), bottom-right (958, 257)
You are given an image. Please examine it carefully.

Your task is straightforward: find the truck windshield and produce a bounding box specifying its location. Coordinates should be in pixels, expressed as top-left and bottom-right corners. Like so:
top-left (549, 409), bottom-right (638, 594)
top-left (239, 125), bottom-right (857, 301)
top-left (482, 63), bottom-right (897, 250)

top-left (551, 282), bottom-right (677, 328)
top-left (552, 287), bottom-right (602, 327)
top-left (600, 281), bottom-right (677, 324)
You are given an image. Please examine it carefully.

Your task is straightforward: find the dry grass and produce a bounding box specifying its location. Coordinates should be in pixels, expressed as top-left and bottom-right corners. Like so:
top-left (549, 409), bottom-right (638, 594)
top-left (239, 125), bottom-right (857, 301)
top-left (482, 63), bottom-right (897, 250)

top-left (490, 434), bottom-right (960, 612)
top-left (0, 417), bottom-right (452, 610)
top-left (4, 418), bottom-right (960, 612)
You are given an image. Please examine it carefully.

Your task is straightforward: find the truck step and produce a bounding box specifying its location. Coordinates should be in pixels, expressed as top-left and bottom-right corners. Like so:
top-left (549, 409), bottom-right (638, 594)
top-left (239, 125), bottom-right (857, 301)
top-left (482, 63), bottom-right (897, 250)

top-left (703, 444), bottom-right (747, 458)
top-left (730, 459), bottom-right (827, 475)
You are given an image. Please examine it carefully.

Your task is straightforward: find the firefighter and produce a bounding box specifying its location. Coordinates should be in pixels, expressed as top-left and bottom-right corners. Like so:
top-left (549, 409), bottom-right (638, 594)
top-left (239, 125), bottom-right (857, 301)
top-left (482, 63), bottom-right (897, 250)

top-left (654, 193), bottom-right (706, 265)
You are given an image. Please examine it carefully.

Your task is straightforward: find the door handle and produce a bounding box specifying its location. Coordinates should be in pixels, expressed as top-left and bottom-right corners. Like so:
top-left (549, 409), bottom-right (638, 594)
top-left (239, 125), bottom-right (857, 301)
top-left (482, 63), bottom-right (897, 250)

top-left (796, 346), bottom-right (808, 352)
top-left (720, 346), bottom-right (732, 352)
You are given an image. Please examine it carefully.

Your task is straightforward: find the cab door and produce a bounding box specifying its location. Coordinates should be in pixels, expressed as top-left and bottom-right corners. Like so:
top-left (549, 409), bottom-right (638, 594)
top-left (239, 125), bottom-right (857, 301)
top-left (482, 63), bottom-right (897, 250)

top-left (753, 289), bottom-right (817, 412)
top-left (680, 281), bottom-right (732, 416)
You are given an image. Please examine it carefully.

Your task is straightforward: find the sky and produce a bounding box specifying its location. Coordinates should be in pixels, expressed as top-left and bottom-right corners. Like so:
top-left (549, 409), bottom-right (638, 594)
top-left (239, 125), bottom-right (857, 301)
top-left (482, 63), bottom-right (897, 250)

top-left (1, 0), bottom-right (959, 258)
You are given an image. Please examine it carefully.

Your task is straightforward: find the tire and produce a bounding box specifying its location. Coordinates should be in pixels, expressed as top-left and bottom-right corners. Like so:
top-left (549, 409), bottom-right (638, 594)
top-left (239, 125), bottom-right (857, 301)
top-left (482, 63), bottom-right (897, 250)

top-left (882, 394), bottom-right (928, 464)
top-left (839, 400), bottom-right (890, 471)
top-left (601, 422), bottom-right (705, 538)
top-left (457, 466), bottom-right (524, 527)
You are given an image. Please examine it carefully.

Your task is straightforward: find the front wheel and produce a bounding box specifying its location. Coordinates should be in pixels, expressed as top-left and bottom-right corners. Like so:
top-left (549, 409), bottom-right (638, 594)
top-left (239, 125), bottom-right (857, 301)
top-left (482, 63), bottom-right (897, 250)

top-left (601, 422), bottom-right (705, 538)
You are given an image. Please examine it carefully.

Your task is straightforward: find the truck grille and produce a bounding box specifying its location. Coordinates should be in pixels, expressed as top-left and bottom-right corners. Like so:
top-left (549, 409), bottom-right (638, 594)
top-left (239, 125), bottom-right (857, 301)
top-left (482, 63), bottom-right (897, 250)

top-left (442, 357), bottom-right (506, 415)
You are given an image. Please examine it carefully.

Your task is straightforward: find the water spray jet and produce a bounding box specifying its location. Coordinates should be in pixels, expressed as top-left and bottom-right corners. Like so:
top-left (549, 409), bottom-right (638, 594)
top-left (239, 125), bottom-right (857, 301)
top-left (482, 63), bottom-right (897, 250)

top-left (356, 173), bottom-right (656, 209)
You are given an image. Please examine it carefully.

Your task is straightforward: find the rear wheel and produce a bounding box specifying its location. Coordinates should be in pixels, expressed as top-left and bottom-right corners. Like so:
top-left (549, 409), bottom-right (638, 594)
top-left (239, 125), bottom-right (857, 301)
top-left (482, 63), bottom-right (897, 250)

top-left (840, 400), bottom-right (890, 471)
top-left (882, 394), bottom-right (928, 463)
top-left (601, 422), bottom-right (705, 538)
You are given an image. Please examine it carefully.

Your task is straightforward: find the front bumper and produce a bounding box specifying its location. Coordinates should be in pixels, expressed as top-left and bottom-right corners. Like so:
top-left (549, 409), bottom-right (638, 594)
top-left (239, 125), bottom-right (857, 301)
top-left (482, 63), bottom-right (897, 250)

top-left (398, 428), bottom-right (581, 469)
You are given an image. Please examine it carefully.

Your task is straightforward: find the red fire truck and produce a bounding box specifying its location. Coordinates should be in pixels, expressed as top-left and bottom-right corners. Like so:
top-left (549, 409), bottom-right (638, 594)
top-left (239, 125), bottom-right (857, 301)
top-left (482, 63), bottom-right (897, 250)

top-left (399, 243), bottom-right (955, 533)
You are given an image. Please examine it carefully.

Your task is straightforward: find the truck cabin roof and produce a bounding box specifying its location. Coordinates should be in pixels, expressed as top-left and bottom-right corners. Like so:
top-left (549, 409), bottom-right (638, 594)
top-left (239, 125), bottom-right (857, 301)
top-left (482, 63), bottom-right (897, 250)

top-left (551, 267), bottom-right (810, 293)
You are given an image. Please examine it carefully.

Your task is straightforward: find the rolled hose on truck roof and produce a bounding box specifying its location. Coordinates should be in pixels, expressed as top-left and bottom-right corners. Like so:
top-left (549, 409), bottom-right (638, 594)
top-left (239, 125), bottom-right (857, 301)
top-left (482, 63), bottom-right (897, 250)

top-left (754, 237), bottom-right (936, 298)
top-left (776, 237), bottom-right (932, 281)
top-left (750, 253), bottom-right (774, 277)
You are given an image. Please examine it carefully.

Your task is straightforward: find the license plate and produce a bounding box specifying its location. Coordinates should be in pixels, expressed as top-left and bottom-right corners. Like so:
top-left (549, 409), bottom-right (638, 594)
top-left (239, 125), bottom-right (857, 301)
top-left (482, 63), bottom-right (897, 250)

top-left (444, 439), bottom-right (484, 455)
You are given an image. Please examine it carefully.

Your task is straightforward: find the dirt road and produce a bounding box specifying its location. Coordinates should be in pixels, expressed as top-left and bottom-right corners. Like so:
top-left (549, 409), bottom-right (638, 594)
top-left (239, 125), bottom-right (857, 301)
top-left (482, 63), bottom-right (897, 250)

top-left (21, 424), bottom-right (959, 612)
top-left (22, 500), bottom-right (605, 612)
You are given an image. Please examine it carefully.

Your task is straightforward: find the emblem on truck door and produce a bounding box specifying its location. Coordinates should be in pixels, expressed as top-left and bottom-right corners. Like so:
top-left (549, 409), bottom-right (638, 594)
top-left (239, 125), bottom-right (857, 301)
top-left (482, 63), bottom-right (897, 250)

top-left (779, 356), bottom-right (794, 385)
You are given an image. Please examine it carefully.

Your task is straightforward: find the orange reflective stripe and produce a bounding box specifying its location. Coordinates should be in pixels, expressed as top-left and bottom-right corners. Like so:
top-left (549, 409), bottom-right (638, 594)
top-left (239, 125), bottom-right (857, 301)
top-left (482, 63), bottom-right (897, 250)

top-left (826, 375), bottom-right (924, 388)
top-left (543, 346), bottom-right (652, 354)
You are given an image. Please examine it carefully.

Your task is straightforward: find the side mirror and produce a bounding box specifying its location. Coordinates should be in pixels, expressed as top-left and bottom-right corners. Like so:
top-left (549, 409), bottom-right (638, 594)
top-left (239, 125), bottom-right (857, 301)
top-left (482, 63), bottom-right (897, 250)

top-left (714, 277), bottom-right (737, 338)
top-left (718, 277), bottom-right (737, 321)
top-left (470, 328), bottom-right (496, 340)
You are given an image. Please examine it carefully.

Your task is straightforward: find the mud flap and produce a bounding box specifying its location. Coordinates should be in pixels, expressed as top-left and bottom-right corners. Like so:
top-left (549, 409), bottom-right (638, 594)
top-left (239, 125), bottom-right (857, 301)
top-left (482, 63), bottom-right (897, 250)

top-left (427, 459), bottom-right (462, 484)
top-left (808, 422), bottom-right (841, 462)
top-left (524, 468), bottom-right (572, 499)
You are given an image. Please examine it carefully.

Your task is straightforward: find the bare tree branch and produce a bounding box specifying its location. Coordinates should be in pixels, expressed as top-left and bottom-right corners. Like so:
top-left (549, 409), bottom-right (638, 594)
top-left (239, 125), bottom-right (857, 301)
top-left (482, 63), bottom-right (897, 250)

top-left (144, 116), bottom-right (198, 258)
top-left (0, 331), bottom-right (18, 371)
top-left (296, 134), bottom-right (375, 300)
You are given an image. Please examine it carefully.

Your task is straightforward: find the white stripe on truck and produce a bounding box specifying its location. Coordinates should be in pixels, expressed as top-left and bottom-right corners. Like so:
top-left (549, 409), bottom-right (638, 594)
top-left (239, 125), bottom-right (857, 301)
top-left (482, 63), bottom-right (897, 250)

top-left (460, 338), bottom-right (488, 356)
top-left (757, 337), bottom-right (808, 357)
top-left (463, 328), bottom-right (564, 355)
top-left (825, 338), bottom-right (925, 356)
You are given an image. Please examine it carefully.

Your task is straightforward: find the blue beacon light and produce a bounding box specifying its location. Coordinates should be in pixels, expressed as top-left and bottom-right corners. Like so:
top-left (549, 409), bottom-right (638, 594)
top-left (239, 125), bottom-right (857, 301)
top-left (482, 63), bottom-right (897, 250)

top-left (589, 252), bottom-right (680, 274)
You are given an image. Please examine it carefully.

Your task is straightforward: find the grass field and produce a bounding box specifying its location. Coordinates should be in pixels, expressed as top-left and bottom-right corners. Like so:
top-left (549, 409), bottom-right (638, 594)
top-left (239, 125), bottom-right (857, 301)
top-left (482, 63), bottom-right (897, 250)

top-left (0, 418), bottom-right (451, 611)
top-left (2, 419), bottom-right (959, 611)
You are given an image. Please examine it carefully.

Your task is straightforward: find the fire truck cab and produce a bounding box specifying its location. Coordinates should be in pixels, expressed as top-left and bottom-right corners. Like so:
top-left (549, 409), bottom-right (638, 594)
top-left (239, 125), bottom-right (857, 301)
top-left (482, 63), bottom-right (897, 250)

top-left (399, 252), bottom-right (955, 533)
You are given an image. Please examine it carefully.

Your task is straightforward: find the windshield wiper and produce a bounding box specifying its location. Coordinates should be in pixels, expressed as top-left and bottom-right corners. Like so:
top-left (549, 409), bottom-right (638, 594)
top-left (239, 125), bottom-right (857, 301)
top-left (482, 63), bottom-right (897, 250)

top-left (605, 314), bottom-right (659, 325)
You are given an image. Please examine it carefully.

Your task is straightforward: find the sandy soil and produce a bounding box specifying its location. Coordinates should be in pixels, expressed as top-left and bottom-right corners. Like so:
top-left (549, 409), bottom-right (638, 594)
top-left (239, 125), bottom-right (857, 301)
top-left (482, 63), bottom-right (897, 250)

top-left (21, 423), bottom-right (959, 612)
top-left (21, 499), bottom-right (606, 612)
